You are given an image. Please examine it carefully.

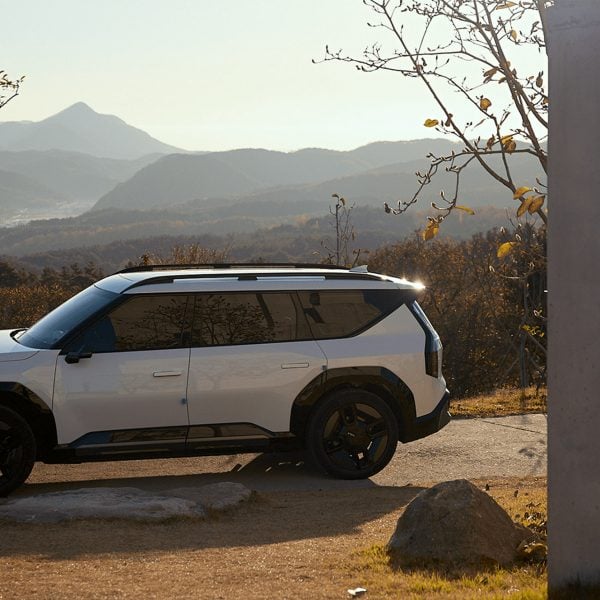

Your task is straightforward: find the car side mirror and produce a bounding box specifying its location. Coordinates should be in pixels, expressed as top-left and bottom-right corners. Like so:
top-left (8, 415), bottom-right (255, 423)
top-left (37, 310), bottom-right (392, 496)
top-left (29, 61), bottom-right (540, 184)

top-left (65, 352), bottom-right (93, 364)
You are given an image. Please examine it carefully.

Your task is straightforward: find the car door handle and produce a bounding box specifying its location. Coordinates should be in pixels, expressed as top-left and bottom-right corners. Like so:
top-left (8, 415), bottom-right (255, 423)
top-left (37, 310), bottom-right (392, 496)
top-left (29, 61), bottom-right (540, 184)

top-left (281, 362), bottom-right (309, 369)
top-left (153, 370), bottom-right (183, 377)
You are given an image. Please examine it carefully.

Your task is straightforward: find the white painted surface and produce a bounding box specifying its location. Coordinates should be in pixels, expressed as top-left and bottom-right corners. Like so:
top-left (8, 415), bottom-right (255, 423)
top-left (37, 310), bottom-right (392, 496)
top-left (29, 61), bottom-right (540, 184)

top-left (0, 349), bottom-right (58, 408)
top-left (317, 306), bottom-right (447, 417)
top-left (187, 341), bottom-right (327, 432)
top-left (52, 349), bottom-right (190, 444)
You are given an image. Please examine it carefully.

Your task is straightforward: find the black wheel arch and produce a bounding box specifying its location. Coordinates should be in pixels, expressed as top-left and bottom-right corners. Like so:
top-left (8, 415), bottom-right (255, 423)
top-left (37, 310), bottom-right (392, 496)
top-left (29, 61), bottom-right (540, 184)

top-left (0, 383), bottom-right (57, 460)
top-left (290, 367), bottom-right (416, 443)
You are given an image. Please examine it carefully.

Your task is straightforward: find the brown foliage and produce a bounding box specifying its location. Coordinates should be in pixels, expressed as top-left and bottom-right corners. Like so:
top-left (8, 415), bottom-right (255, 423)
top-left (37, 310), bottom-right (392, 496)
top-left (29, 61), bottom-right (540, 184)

top-left (0, 285), bottom-right (73, 328)
top-left (138, 244), bottom-right (229, 266)
top-left (368, 227), bottom-right (546, 397)
top-left (0, 238), bottom-right (546, 398)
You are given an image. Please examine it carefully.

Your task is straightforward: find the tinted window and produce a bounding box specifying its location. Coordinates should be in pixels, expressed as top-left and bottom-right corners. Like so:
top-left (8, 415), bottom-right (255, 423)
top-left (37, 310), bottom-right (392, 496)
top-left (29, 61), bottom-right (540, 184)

top-left (298, 289), bottom-right (407, 339)
top-left (192, 292), bottom-right (308, 347)
top-left (18, 285), bottom-right (118, 349)
top-left (70, 294), bottom-right (190, 353)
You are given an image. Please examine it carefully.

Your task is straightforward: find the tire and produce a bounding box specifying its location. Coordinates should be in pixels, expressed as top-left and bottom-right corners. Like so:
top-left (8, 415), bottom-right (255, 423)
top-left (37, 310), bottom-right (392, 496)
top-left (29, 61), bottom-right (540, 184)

top-left (306, 389), bottom-right (399, 480)
top-left (0, 406), bottom-right (36, 497)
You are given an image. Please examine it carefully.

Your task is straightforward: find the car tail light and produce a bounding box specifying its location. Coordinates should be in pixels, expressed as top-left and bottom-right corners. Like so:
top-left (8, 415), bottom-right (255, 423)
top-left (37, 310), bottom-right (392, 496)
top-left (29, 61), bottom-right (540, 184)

top-left (408, 301), bottom-right (443, 378)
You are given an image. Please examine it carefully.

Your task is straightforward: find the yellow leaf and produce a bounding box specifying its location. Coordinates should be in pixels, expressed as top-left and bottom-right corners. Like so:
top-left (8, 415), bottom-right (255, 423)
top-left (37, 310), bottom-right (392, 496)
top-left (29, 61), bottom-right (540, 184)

top-left (422, 222), bottom-right (439, 241)
top-left (501, 134), bottom-right (513, 145)
top-left (513, 186), bottom-right (532, 199)
top-left (423, 118), bottom-right (439, 128)
top-left (497, 241), bottom-right (516, 258)
top-left (510, 29), bottom-right (518, 41)
top-left (517, 197), bottom-right (533, 218)
top-left (455, 205), bottom-right (475, 215)
top-left (496, 1), bottom-right (516, 8)
top-left (528, 195), bottom-right (546, 213)
top-left (480, 97), bottom-right (492, 111)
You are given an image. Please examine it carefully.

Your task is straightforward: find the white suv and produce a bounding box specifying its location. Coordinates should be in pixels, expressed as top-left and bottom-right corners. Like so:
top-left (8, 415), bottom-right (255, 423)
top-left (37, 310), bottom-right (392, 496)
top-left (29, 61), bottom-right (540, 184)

top-left (0, 263), bottom-right (449, 495)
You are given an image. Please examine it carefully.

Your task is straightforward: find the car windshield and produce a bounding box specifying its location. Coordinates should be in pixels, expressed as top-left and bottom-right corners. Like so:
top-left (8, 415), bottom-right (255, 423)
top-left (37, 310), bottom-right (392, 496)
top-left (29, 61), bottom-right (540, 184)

top-left (17, 285), bottom-right (119, 349)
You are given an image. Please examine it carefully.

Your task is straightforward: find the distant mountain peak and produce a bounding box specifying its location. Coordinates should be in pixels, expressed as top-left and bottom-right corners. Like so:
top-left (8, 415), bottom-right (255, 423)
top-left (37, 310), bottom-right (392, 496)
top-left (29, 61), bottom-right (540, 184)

top-left (0, 102), bottom-right (182, 159)
top-left (47, 102), bottom-right (117, 125)
top-left (62, 101), bottom-right (95, 113)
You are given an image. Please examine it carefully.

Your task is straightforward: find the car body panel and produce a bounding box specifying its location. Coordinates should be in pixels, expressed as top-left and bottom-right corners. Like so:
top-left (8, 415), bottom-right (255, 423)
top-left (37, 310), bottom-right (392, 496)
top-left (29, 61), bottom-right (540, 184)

top-left (0, 348), bottom-right (58, 408)
top-left (315, 304), bottom-right (446, 417)
top-left (187, 340), bottom-right (328, 433)
top-left (52, 348), bottom-right (190, 445)
top-left (0, 330), bottom-right (39, 362)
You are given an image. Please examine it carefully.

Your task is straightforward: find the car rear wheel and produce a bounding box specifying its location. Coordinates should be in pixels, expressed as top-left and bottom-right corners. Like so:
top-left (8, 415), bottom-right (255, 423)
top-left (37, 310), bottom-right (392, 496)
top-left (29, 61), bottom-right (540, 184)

top-left (0, 406), bottom-right (36, 497)
top-left (306, 389), bottom-right (399, 480)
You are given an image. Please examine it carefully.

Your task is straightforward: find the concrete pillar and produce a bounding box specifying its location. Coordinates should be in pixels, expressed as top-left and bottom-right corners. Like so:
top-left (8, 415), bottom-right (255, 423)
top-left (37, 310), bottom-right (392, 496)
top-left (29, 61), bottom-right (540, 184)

top-left (548, 0), bottom-right (600, 590)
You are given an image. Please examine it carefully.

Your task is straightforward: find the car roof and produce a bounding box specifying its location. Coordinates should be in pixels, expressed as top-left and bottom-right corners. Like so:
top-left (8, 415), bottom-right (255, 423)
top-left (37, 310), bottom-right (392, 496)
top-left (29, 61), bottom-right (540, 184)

top-left (94, 263), bottom-right (424, 294)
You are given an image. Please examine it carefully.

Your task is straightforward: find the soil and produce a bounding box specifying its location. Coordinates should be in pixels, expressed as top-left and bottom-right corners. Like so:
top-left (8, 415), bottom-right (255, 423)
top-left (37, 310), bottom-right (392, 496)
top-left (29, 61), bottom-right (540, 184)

top-left (0, 415), bottom-right (548, 598)
top-left (0, 477), bottom-right (545, 600)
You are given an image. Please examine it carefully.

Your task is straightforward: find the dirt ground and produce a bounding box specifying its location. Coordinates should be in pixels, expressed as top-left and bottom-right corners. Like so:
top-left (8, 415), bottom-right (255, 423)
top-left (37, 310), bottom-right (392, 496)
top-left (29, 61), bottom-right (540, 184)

top-left (0, 477), bottom-right (546, 600)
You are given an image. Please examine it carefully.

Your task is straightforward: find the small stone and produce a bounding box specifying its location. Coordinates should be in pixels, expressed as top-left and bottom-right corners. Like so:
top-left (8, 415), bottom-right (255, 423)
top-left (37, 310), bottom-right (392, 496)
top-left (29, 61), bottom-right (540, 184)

top-left (347, 588), bottom-right (367, 597)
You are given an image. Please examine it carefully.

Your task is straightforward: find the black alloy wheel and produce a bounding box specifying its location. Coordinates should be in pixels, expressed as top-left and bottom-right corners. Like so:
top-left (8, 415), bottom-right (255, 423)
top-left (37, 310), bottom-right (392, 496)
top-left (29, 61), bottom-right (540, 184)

top-left (306, 389), bottom-right (399, 479)
top-left (0, 406), bottom-right (36, 497)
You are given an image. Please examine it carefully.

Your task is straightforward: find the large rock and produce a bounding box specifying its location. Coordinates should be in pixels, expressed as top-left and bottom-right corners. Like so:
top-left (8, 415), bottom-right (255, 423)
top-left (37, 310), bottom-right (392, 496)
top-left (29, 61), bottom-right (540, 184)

top-left (169, 482), bottom-right (252, 511)
top-left (0, 483), bottom-right (252, 523)
top-left (387, 479), bottom-right (536, 566)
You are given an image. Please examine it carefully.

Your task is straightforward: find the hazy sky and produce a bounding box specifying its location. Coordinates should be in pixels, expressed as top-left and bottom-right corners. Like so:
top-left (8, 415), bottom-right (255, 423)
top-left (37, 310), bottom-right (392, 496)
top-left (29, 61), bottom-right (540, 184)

top-left (1, 1), bottom-right (544, 152)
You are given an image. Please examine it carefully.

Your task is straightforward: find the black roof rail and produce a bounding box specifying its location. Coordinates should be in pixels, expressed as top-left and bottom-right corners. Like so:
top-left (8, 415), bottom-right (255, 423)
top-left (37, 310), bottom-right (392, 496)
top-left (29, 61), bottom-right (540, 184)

top-left (116, 262), bottom-right (351, 275)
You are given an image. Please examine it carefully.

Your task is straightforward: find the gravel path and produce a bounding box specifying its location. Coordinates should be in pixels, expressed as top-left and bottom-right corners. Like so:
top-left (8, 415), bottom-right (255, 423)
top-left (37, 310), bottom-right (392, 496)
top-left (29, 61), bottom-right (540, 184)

top-left (22, 414), bottom-right (547, 496)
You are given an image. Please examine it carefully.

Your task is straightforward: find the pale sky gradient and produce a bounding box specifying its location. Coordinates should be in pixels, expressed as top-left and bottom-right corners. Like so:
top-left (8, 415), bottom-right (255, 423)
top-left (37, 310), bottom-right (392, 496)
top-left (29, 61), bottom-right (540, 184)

top-left (1, 1), bottom-right (544, 152)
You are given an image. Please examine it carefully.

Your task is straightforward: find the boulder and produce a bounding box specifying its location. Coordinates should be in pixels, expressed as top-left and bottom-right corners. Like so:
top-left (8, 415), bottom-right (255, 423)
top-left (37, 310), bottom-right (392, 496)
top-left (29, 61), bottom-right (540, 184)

top-left (387, 479), bottom-right (536, 566)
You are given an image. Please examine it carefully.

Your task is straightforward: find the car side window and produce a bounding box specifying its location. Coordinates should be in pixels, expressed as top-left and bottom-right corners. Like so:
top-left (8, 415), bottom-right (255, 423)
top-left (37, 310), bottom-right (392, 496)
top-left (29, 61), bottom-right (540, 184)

top-left (297, 289), bottom-right (406, 339)
top-left (69, 294), bottom-right (190, 353)
top-left (191, 292), bottom-right (309, 347)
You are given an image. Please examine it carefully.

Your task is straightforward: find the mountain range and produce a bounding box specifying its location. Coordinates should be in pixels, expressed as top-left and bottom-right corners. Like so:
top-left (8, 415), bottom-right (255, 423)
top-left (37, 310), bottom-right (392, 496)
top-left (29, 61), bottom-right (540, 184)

top-left (92, 140), bottom-right (461, 211)
top-left (0, 102), bottom-right (545, 259)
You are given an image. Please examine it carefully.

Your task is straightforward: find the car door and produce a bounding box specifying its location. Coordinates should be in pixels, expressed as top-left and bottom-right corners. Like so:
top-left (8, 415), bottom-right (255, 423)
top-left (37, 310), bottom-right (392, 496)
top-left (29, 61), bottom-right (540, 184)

top-left (52, 293), bottom-right (192, 452)
top-left (186, 291), bottom-right (327, 442)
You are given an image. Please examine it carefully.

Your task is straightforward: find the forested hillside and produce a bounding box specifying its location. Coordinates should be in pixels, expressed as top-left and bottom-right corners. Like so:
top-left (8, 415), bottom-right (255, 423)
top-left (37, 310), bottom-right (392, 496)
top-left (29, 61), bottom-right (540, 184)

top-left (2, 205), bottom-right (510, 267)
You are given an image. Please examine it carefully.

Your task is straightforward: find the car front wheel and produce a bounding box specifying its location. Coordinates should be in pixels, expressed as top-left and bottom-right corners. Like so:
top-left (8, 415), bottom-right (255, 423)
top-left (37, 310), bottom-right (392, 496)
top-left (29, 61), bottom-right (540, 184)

top-left (306, 389), bottom-right (399, 480)
top-left (0, 406), bottom-right (36, 497)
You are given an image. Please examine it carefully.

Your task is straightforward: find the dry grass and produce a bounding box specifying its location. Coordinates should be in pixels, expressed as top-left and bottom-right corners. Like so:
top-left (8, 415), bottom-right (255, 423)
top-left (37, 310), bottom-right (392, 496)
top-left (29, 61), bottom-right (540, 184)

top-left (0, 477), bottom-right (547, 600)
top-left (452, 387), bottom-right (547, 419)
top-left (346, 480), bottom-right (548, 599)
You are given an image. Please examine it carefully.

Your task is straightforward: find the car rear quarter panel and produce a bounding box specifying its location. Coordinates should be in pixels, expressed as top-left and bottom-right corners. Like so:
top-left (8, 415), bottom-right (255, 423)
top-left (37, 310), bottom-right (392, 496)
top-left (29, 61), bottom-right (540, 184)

top-left (315, 304), bottom-right (446, 417)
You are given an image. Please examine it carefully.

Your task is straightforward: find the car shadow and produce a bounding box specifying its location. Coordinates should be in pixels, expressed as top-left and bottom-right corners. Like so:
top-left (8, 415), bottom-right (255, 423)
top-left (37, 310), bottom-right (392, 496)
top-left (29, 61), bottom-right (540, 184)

top-left (19, 451), bottom-right (384, 494)
top-left (0, 453), bottom-right (425, 559)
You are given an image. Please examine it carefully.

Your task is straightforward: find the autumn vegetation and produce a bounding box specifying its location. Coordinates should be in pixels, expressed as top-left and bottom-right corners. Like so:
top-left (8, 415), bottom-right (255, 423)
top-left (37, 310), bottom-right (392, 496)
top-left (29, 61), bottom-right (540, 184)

top-left (321, 0), bottom-right (549, 242)
top-left (0, 223), bottom-right (546, 400)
